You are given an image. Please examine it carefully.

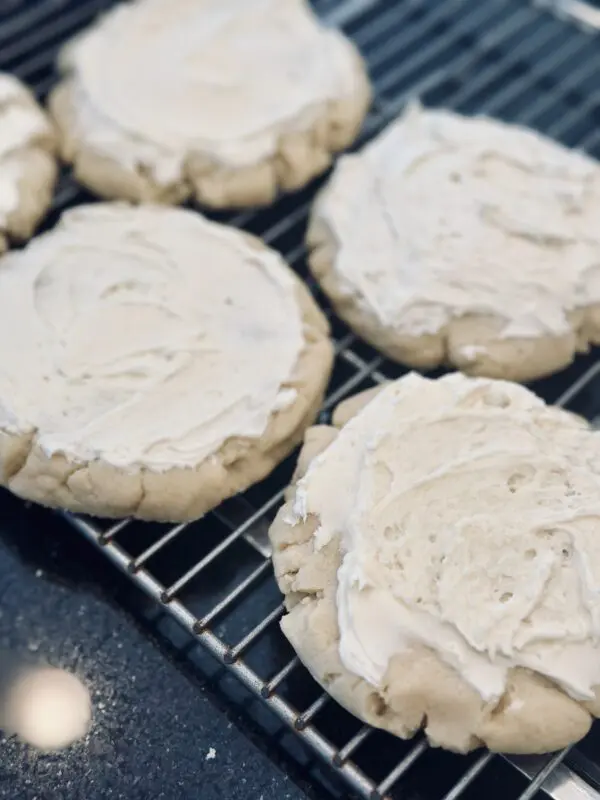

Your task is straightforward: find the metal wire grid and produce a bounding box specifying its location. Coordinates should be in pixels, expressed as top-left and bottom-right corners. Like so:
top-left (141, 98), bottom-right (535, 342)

top-left (3, 0), bottom-right (600, 798)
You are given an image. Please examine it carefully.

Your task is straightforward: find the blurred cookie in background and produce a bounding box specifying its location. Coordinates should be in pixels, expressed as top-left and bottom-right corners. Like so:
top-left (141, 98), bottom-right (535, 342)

top-left (0, 72), bottom-right (57, 252)
top-left (50, 0), bottom-right (371, 209)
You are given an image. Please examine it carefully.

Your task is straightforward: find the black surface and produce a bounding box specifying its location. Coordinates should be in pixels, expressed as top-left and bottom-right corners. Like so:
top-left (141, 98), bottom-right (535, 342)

top-left (0, 494), bottom-right (311, 800)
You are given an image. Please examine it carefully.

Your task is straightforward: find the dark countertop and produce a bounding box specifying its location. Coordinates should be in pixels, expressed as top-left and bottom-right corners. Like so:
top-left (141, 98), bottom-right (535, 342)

top-left (0, 494), bottom-right (311, 800)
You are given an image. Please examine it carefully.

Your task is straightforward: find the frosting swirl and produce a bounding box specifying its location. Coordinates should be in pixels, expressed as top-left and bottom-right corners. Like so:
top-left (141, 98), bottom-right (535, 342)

top-left (291, 373), bottom-right (600, 702)
top-left (314, 104), bottom-right (600, 340)
top-left (0, 204), bottom-right (304, 470)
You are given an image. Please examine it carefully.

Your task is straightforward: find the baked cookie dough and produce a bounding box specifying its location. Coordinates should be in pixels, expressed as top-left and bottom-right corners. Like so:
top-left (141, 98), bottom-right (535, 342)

top-left (0, 72), bottom-right (57, 251)
top-left (308, 103), bottom-right (600, 382)
top-left (270, 372), bottom-right (600, 754)
top-left (49, 0), bottom-right (371, 209)
top-left (0, 203), bottom-right (333, 522)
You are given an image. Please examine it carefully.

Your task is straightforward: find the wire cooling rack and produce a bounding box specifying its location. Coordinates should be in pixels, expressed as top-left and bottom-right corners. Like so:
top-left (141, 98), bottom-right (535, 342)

top-left (3, 0), bottom-right (600, 798)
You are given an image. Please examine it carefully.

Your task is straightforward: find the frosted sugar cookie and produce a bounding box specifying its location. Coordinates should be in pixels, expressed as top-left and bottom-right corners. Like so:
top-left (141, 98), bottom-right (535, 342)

top-left (0, 204), bottom-right (333, 521)
top-left (308, 104), bottom-right (600, 381)
top-left (0, 72), bottom-right (56, 251)
top-left (271, 372), bottom-right (600, 753)
top-left (50, 0), bottom-right (371, 208)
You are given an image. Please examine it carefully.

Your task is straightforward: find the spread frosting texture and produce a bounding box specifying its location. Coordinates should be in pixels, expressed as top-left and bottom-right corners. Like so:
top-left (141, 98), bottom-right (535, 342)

top-left (62, 0), bottom-right (361, 181)
top-left (289, 373), bottom-right (600, 703)
top-left (0, 73), bottom-right (53, 226)
top-left (314, 103), bottom-right (600, 340)
top-left (0, 204), bottom-right (304, 470)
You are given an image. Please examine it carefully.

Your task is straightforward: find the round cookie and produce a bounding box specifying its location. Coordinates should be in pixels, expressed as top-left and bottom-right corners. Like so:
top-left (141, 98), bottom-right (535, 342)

top-left (49, 0), bottom-right (371, 209)
top-left (0, 203), bottom-right (333, 522)
top-left (0, 72), bottom-right (57, 251)
top-left (270, 373), bottom-right (600, 754)
top-left (308, 103), bottom-right (600, 382)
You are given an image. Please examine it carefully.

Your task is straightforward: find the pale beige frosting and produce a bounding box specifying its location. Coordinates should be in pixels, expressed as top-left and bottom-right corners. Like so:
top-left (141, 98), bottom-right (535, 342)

top-left (0, 73), bottom-right (53, 225)
top-left (289, 373), bottom-right (600, 703)
top-left (313, 103), bottom-right (600, 340)
top-left (0, 203), bottom-right (304, 470)
top-left (60, 0), bottom-right (362, 183)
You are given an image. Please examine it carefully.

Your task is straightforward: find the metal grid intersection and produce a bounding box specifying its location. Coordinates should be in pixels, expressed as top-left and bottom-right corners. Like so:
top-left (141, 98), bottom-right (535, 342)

top-left (3, 0), bottom-right (600, 798)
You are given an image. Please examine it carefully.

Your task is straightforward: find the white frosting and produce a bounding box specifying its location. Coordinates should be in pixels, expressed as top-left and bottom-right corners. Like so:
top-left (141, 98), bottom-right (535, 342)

top-left (62, 0), bottom-right (361, 182)
top-left (290, 373), bottom-right (600, 703)
top-left (0, 72), bottom-right (33, 104)
top-left (0, 204), bottom-right (304, 470)
top-left (0, 73), bottom-right (52, 227)
top-left (315, 103), bottom-right (600, 340)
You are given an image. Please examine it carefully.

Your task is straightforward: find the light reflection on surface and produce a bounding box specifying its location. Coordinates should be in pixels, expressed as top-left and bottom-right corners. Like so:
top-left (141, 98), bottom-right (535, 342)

top-left (1, 659), bottom-right (92, 751)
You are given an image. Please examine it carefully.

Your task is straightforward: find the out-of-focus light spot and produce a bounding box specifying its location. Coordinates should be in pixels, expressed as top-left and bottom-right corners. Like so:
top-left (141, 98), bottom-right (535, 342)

top-left (6, 667), bottom-right (92, 751)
